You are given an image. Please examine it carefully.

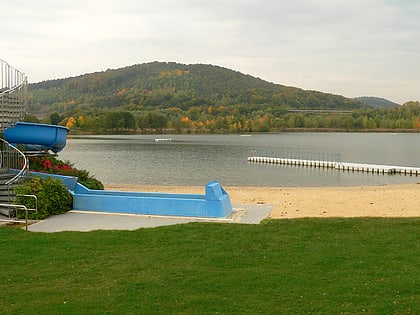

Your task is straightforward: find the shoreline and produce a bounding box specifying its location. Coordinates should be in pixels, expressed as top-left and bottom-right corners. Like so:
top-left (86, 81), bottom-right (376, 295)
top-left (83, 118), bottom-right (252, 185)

top-left (68, 128), bottom-right (420, 136)
top-left (104, 183), bottom-right (420, 219)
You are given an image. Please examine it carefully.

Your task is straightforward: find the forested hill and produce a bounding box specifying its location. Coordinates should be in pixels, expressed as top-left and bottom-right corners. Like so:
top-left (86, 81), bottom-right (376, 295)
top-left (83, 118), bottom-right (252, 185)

top-left (29, 62), bottom-right (420, 132)
top-left (28, 61), bottom-right (363, 116)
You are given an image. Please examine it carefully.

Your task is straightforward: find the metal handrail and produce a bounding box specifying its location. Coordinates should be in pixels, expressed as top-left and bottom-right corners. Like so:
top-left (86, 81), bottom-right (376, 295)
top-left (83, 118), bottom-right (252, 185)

top-left (0, 83), bottom-right (25, 97)
top-left (0, 202), bottom-right (37, 231)
top-left (17, 194), bottom-right (38, 213)
top-left (0, 138), bottom-right (29, 185)
top-left (0, 58), bottom-right (27, 131)
top-left (0, 195), bottom-right (37, 231)
top-left (0, 59), bottom-right (26, 92)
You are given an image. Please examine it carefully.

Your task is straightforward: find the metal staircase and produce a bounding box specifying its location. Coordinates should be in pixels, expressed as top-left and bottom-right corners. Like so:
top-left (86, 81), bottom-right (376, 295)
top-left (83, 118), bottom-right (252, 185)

top-left (0, 59), bottom-right (34, 229)
top-left (0, 138), bottom-right (29, 214)
top-left (0, 138), bottom-right (37, 230)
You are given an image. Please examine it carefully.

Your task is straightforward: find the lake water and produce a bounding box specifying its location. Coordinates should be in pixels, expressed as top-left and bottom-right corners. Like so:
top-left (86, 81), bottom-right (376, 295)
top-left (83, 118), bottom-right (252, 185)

top-left (59, 133), bottom-right (420, 187)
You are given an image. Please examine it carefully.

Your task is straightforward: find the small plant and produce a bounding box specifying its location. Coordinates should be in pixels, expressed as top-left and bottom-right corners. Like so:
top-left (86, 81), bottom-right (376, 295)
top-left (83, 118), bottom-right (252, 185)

top-left (14, 176), bottom-right (73, 220)
top-left (28, 156), bottom-right (104, 190)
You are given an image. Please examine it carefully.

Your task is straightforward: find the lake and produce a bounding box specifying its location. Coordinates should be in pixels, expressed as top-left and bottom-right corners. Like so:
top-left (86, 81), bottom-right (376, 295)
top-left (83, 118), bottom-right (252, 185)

top-left (59, 133), bottom-right (420, 187)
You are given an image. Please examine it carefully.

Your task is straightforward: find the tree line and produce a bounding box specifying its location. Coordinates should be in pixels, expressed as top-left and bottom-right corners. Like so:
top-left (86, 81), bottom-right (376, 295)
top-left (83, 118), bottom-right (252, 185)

top-left (25, 101), bottom-right (420, 133)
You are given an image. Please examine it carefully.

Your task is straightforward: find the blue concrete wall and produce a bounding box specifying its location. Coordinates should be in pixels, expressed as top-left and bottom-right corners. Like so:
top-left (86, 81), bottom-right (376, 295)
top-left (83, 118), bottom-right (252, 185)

top-left (29, 172), bottom-right (232, 218)
top-left (72, 180), bottom-right (232, 218)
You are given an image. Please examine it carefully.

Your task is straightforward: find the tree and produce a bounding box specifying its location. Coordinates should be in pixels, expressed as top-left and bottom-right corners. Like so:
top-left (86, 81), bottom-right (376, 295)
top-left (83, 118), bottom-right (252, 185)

top-left (104, 111), bottom-right (136, 130)
top-left (50, 112), bottom-right (61, 125)
top-left (24, 114), bottom-right (40, 123)
top-left (137, 112), bottom-right (168, 129)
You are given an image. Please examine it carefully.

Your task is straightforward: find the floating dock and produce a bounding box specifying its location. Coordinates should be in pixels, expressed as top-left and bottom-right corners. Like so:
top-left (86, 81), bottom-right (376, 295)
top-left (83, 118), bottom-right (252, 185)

top-left (248, 156), bottom-right (420, 176)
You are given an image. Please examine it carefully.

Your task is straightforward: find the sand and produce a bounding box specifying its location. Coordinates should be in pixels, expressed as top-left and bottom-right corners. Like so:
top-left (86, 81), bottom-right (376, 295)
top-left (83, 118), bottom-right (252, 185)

top-left (104, 183), bottom-right (420, 219)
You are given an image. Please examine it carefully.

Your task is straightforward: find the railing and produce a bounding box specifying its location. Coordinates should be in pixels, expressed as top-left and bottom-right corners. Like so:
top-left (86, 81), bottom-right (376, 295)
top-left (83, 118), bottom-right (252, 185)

top-left (0, 138), bottom-right (29, 185)
top-left (0, 59), bottom-right (33, 229)
top-left (0, 59), bottom-right (27, 132)
top-left (0, 196), bottom-right (38, 231)
top-left (0, 138), bottom-right (31, 227)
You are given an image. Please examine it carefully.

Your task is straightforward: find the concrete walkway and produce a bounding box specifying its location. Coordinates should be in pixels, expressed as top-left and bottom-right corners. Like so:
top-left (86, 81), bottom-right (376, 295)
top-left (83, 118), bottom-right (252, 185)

top-left (23, 203), bottom-right (272, 233)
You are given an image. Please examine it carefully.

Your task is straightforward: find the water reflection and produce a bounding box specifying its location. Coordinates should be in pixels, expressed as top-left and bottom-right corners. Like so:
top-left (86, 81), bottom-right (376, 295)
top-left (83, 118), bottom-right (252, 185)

top-left (59, 133), bottom-right (420, 187)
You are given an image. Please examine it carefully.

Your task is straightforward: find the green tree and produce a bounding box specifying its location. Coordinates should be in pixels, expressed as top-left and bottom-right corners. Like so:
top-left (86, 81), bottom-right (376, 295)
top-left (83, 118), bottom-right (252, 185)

top-left (104, 111), bottom-right (136, 130)
top-left (23, 114), bottom-right (40, 123)
top-left (50, 112), bottom-right (61, 125)
top-left (137, 112), bottom-right (168, 129)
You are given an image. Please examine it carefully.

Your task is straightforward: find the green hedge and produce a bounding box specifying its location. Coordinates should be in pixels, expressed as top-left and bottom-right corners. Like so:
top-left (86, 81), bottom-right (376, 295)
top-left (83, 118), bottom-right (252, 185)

top-left (15, 176), bottom-right (73, 220)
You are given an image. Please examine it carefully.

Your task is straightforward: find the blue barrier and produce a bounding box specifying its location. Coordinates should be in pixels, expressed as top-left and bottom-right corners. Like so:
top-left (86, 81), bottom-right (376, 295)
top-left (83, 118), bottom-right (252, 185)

top-left (4, 122), bottom-right (70, 153)
top-left (29, 172), bottom-right (233, 218)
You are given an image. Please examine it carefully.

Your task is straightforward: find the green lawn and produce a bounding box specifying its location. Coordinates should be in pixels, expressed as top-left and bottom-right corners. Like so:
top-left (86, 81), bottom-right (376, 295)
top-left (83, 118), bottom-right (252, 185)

top-left (0, 218), bottom-right (418, 314)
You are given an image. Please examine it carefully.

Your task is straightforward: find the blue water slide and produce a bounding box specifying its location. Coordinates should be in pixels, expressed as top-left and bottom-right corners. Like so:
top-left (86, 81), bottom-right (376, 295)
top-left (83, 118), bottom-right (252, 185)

top-left (4, 122), bottom-right (70, 153)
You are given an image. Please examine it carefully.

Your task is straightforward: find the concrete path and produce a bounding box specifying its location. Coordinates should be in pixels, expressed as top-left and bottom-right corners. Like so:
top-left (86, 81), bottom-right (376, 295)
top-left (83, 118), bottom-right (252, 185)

top-left (25, 203), bottom-right (273, 233)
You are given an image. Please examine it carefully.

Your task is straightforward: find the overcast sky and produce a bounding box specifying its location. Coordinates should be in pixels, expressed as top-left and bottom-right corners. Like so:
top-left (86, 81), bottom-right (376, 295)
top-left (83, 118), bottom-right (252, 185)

top-left (2, 0), bottom-right (419, 104)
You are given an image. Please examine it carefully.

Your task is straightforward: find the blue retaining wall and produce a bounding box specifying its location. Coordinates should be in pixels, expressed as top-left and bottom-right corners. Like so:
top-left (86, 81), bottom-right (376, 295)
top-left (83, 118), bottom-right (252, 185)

top-left (29, 172), bottom-right (232, 218)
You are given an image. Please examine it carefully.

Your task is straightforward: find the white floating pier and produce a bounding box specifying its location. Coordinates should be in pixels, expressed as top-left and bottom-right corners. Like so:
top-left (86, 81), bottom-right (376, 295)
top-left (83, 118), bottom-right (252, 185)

top-left (247, 156), bottom-right (420, 176)
top-left (154, 138), bottom-right (172, 142)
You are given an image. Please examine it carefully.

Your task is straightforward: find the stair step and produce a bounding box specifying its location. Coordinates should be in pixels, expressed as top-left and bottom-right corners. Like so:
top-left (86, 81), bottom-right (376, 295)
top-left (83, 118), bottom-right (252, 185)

top-left (0, 168), bottom-right (22, 217)
top-left (0, 173), bottom-right (15, 178)
top-left (0, 208), bottom-right (11, 216)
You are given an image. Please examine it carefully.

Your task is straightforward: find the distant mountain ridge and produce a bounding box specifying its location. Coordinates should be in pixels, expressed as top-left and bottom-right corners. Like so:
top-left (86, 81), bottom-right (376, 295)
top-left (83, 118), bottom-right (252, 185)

top-left (353, 96), bottom-right (400, 108)
top-left (28, 62), bottom-right (367, 116)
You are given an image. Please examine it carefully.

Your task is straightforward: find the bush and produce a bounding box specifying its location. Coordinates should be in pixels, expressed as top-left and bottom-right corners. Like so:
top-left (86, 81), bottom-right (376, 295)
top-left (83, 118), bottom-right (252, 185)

top-left (79, 177), bottom-right (104, 190)
top-left (14, 176), bottom-right (73, 220)
top-left (28, 156), bottom-right (104, 190)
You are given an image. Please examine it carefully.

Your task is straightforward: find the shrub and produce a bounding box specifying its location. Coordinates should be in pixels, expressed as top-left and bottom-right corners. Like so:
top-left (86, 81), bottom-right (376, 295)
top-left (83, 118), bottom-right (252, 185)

top-left (28, 156), bottom-right (104, 190)
top-left (14, 176), bottom-right (73, 220)
top-left (79, 177), bottom-right (104, 190)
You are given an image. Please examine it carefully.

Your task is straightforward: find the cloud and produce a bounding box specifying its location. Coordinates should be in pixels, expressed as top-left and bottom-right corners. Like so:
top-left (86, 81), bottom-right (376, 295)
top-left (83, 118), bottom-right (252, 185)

top-left (1, 0), bottom-right (419, 103)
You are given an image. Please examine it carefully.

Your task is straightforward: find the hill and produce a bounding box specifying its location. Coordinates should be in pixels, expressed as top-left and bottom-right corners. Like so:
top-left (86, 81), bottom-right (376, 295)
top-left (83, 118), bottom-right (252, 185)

top-left (28, 62), bottom-right (364, 117)
top-left (28, 62), bottom-right (420, 132)
top-left (354, 96), bottom-right (400, 108)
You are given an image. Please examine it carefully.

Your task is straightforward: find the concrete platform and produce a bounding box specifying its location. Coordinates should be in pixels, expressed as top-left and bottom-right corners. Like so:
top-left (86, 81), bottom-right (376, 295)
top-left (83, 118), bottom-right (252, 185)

top-left (23, 203), bottom-right (273, 233)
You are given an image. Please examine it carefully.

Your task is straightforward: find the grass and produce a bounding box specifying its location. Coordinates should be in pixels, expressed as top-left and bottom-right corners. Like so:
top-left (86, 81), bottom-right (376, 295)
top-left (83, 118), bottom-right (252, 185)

top-left (0, 218), bottom-right (419, 314)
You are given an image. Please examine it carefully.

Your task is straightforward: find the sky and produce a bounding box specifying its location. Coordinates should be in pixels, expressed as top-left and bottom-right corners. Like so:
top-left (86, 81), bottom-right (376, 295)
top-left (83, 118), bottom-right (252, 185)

top-left (1, 0), bottom-right (420, 104)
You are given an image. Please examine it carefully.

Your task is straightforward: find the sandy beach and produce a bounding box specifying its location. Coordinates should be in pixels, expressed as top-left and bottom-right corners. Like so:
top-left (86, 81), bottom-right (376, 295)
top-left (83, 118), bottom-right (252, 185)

top-left (104, 183), bottom-right (420, 219)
